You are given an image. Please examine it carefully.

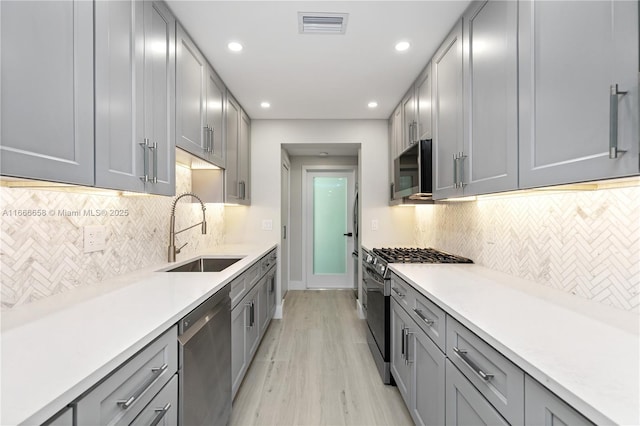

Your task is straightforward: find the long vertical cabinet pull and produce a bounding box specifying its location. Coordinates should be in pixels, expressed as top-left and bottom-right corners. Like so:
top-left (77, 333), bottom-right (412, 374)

top-left (457, 152), bottom-right (467, 188)
top-left (245, 302), bottom-right (252, 328)
top-left (452, 153), bottom-right (459, 188)
top-left (139, 139), bottom-right (150, 182)
top-left (151, 142), bottom-right (158, 183)
top-left (609, 84), bottom-right (628, 159)
top-left (401, 327), bottom-right (406, 360)
top-left (210, 127), bottom-right (215, 153)
top-left (405, 330), bottom-right (414, 365)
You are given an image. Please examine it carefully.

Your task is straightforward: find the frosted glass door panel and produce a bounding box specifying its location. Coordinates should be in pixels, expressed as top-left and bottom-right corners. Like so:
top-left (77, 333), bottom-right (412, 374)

top-left (313, 177), bottom-right (347, 275)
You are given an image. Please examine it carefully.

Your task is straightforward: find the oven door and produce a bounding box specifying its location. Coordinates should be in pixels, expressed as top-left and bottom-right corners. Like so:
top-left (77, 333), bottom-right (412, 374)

top-left (362, 262), bottom-right (389, 360)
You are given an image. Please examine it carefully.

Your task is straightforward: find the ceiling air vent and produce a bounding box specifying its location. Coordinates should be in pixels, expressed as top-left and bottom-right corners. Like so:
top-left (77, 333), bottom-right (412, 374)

top-left (298, 12), bottom-right (349, 35)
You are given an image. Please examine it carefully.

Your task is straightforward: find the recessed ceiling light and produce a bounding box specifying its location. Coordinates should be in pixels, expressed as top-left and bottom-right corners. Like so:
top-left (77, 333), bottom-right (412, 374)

top-left (368, 101), bottom-right (378, 108)
top-left (260, 101), bottom-right (271, 108)
top-left (395, 41), bottom-right (411, 52)
top-left (228, 41), bottom-right (243, 52)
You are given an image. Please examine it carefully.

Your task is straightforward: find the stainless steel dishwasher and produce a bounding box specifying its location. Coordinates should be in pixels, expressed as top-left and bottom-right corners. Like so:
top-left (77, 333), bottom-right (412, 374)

top-left (178, 284), bottom-right (231, 426)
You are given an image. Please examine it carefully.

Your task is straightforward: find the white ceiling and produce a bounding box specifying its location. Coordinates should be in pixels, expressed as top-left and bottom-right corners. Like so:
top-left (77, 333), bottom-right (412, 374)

top-left (166, 1), bottom-right (471, 120)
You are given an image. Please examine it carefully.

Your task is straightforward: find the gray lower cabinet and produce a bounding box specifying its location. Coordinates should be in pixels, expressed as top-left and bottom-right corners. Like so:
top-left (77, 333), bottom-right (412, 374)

top-left (432, 19), bottom-right (464, 200)
top-left (94, 0), bottom-right (175, 196)
top-left (518, 0), bottom-right (639, 188)
top-left (462, 0), bottom-right (518, 196)
top-left (42, 406), bottom-right (73, 426)
top-left (130, 375), bottom-right (178, 426)
top-left (391, 297), bottom-right (445, 426)
top-left (76, 327), bottom-right (178, 425)
top-left (0, 0), bottom-right (94, 186)
top-left (266, 267), bottom-right (277, 322)
top-left (231, 296), bottom-right (249, 398)
top-left (524, 376), bottom-right (594, 426)
top-left (446, 359), bottom-right (509, 426)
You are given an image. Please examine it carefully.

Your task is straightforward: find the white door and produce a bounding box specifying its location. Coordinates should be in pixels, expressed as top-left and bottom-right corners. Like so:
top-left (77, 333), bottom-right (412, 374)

top-left (280, 159), bottom-right (290, 299)
top-left (304, 168), bottom-right (355, 288)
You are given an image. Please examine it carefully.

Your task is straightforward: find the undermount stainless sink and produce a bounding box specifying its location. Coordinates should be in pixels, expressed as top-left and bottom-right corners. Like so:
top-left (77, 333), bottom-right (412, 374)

top-left (164, 257), bottom-right (243, 272)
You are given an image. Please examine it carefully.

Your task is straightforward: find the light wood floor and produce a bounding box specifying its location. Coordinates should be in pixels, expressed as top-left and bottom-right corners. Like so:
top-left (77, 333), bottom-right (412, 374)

top-left (230, 290), bottom-right (413, 426)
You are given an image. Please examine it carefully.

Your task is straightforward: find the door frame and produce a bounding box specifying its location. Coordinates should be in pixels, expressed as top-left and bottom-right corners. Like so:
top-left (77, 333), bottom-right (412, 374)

top-left (302, 165), bottom-right (357, 289)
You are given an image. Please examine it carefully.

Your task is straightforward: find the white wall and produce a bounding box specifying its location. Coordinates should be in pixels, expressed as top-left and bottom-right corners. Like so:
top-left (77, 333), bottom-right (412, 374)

top-left (224, 119), bottom-right (416, 248)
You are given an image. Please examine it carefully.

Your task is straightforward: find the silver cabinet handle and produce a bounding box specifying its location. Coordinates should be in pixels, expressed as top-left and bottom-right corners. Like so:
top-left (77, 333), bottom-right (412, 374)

top-left (457, 152), bottom-right (467, 188)
top-left (203, 126), bottom-right (209, 153)
top-left (150, 141), bottom-right (158, 183)
top-left (413, 308), bottom-right (435, 326)
top-left (210, 127), bottom-right (215, 154)
top-left (392, 287), bottom-right (405, 298)
top-left (250, 301), bottom-right (255, 327)
top-left (405, 330), bottom-right (414, 365)
top-left (139, 139), bottom-right (150, 182)
top-left (609, 84), bottom-right (628, 159)
top-left (412, 121), bottom-right (418, 144)
top-left (453, 153), bottom-right (458, 188)
top-left (149, 403), bottom-right (171, 426)
top-left (239, 181), bottom-right (246, 200)
top-left (400, 327), bottom-right (406, 359)
top-left (245, 301), bottom-right (253, 328)
top-left (452, 346), bottom-right (494, 381)
top-left (117, 363), bottom-right (168, 409)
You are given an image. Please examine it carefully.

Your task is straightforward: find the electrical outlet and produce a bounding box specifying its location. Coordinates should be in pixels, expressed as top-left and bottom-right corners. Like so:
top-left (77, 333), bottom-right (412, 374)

top-left (84, 225), bottom-right (106, 253)
top-left (371, 219), bottom-right (379, 231)
top-left (262, 219), bottom-right (273, 231)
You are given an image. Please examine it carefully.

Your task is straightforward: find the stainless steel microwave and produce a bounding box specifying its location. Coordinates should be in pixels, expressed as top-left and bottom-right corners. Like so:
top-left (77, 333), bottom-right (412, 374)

top-left (393, 140), bottom-right (433, 200)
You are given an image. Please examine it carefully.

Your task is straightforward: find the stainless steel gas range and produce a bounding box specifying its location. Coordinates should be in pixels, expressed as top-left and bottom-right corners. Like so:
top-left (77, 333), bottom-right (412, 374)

top-left (362, 247), bottom-right (473, 384)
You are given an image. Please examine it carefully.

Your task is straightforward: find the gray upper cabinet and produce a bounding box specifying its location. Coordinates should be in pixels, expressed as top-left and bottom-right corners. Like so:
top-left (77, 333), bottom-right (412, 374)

top-left (519, 0), bottom-right (639, 188)
top-left (95, 0), bottom-right (175, 196)
top-left (416, 63), bottom-right (432, 141)
top-left (389, 105), bottom-right (403, 202)
top-left (402, 87), bottom-right (418, 151)
top-left (205, 68), bottom-right (226, 167)
top-left (433, 19), bottom-right (464, 200)
top-left (176, 25), bottom-right (207, 160)
top-left (176, 24), bottom-right (226, 169)
top-left (0, 0), bottom-right (94, 186)
top-left (226, 94), bottom-right (251, 205)
top-left (462, 0), bottom-right (518, 196)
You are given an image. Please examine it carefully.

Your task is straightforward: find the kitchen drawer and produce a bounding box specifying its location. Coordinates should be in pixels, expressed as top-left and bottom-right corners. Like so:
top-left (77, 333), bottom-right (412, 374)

top-left (390, 274), bottom-right (415, 311)
top-left (446, 316), bottom-right (524, 425)
top-left (445, 359), bottom-right (509, 426)
top-left (261, 249), bottom-right (277, 275)
top-left (130, 374), bottom-right (178, 426)
top-left (76, 326), bottom-right (178, 426)
top-left (230, 263), bottom-right (260, 309)
top-left (408, 287), bottom-right (446, 352)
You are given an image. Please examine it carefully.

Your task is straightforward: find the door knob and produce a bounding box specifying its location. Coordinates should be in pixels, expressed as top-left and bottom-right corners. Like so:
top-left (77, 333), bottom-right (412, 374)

top-left (344, 232), bottom-right (353, 237)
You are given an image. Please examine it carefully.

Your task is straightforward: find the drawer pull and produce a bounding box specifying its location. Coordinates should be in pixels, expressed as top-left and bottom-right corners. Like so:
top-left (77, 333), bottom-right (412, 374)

top-left (392, 287), bottom-right (405, 298)
top-left (453, 346), bottom-right (494, 381)
top-left (117, 363), bottom-right (169, 409)
top-left (149, 402), bottom-right (172, 426)
top-left (413, 308), bottom-right (435, 326)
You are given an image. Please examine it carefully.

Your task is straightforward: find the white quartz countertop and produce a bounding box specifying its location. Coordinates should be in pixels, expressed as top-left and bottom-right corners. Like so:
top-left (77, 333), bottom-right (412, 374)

top-left (389, 263), bottom-right (640, 426)
top-left (0, 243), bottom-right (277, 426)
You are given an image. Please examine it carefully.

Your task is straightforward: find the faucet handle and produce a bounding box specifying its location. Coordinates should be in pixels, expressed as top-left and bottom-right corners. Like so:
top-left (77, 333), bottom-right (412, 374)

top-left (176, 242), bottom-right (188, 254)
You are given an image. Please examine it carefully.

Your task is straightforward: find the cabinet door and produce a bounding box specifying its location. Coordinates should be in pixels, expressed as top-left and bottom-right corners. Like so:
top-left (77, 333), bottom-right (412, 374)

top-left (525, 376), bottom-right (594, 426)
top-left (0, 0), bottom-right (94, 186)
top-left (433, 19), bottom-right (464, 200)
top-left (231, 302), bottom-right (248, 398)
top-left (94, 0), bottom-right (144, 192)
top-left (416, 63), bottom-right (432, 141)
top-left (389, 105), bottom-right (403, 201)
top-left (205, 68), bottom-right (226, 168)
top-left (463, 0), bottom-right (518, 196)
top-left (226, 94), bottom-right (241, 201)
top-left (176, 24), bottom-right (206, 158)
top-left (246, 285), bottom-right (260, 357)
top-left (411, 328), bottom-right (445, 426)
top-left (143, 1), bottom-right (175, 196)
top-left (258, 276), bottom-right (269, 337)
top-left (402, 88), bottom-right (417, 151)
top-left (390, 299), bottom-right (411, 406)
top-left (239, 110), bottom-right (251, 204)
top-left (519, 0), bottom-right (639, 188)
top-left (268, 270), bottom-right (277, 319)
top-left (445, 360), bottom-right (509, 426)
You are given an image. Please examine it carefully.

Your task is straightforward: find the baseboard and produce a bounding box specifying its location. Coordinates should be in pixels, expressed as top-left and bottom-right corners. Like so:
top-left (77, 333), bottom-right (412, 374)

top-left (274, 299), bottom-right (284, 319)
top-left (289, 280), bottom-right (305, 290)
top-left (357, 300), bottom-right (366, 319)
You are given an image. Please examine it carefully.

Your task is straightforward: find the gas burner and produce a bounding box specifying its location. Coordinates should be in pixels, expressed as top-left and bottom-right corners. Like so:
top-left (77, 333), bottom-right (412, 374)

top-left (372, 247), bottom-right (473, 264)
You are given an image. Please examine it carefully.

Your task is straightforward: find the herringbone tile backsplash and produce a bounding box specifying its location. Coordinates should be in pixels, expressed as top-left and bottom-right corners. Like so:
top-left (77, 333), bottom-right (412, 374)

top-left (415, 186), bottom-right (640, 312)
top-left (0, 166), bottom-right (225, 310)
